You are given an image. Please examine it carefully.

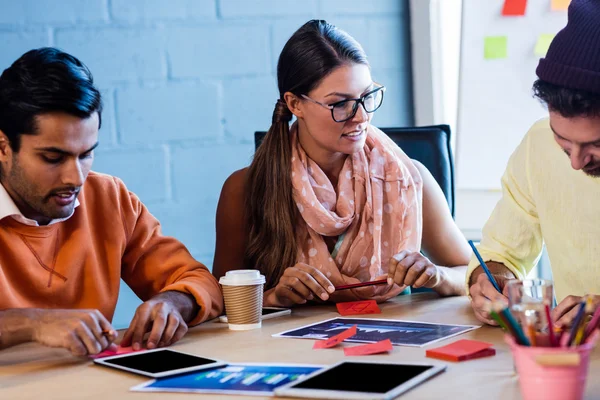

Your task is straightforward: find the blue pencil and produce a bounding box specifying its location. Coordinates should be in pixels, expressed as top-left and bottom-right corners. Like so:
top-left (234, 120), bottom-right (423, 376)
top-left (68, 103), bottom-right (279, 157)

top-left (468, 240), bottom-right (502, 293)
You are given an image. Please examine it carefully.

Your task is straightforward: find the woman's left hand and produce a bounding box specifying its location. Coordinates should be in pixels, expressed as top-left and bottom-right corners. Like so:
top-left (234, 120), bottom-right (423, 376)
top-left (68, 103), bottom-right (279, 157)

top-left (387, 250), bottom-right (441, 289)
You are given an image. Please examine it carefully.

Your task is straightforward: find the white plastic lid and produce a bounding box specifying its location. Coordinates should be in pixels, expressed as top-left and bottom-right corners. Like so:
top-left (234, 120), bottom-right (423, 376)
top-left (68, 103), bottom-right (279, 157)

top-left (219, 269), bottom-right (266, 286)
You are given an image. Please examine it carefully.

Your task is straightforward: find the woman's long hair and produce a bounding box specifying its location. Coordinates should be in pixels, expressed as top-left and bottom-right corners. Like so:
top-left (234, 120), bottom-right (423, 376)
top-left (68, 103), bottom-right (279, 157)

top-left (244, 20), bottom-right (369, 289)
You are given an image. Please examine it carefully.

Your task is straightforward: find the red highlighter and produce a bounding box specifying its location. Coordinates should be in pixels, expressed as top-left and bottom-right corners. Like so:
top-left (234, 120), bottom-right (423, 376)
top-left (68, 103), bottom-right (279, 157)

top-left (335, 279), bottom-right (388, 291)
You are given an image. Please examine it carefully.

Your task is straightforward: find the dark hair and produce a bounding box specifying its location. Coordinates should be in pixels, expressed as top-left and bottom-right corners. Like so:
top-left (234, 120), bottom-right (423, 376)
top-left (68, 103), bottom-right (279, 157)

top-left (0, 47), bottom-right (102, 151)
top-left (533, 79), bottom-right (600, 118)
top-left (244, 20), bottom-right (369, 289)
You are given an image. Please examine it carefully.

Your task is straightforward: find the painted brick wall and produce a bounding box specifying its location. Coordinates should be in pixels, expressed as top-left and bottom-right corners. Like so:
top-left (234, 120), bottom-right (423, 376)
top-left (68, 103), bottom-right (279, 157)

top-left (0, 0), bottom-right (414, 328)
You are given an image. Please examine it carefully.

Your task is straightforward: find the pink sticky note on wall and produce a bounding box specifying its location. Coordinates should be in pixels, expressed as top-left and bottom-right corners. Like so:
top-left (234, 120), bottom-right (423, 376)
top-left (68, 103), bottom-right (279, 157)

top-left (502, 0), bottom-right (527, 16)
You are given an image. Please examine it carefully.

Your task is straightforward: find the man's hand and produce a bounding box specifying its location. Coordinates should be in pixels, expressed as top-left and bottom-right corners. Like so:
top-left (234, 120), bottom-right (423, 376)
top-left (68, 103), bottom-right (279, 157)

top-left (31, 309), bottom-right (117, 356)
top-left (552, 295), bottom-right (600, 328)
top-left (468, 262), bottom-right (515, 325)
top-left (121, 291), bottom-right (198, 350)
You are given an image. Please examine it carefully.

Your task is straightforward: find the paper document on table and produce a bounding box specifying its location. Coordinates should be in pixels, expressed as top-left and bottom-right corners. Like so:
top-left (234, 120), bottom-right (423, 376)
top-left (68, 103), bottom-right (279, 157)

top-left (274, 317), bottom-right (479, 347)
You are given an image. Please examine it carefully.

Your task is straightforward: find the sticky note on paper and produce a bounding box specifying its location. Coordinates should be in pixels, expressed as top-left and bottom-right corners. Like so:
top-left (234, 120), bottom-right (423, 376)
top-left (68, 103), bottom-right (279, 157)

top-left (551, 0), bottom-right (571, 11)
top-left (425, 339), bottom-right (496, 362)
top-left (484, 36), bottom-right (508, 60)
top-left (336, 300), bottom-right (381, 316)
top-left (344, 339), bottom-right (393, 356)
top-left (502, 0), bottom-right (527, 16)
top-left (313, 325), bottom-right (357, 349)
top-left (535, 34), bottom-right (555, 56)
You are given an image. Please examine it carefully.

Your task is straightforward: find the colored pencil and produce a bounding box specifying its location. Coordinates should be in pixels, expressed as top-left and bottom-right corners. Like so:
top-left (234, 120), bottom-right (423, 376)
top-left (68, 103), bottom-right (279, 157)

top-left (567, 300), bottom-right (587, 347)
top-left (335, 279), bottom-right (388, 291)
top-left (545, 304), bottom-right (556, 347)
top-left (468, 240), bottom-right (501, 293)
top-left (493, 302), bottom-right (530, 346)
top-left (584, 304), bottom-right (600, 340)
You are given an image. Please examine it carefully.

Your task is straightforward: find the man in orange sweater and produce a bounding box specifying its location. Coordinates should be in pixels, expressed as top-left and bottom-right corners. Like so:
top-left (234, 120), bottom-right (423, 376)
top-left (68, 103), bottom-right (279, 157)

top-left (0, 48), bottom-right (224, 356)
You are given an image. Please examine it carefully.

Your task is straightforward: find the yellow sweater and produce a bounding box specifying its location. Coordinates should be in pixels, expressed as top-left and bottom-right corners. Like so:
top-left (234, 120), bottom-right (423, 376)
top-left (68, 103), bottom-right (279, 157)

top-left (466, 118), bottom-right (600, 302)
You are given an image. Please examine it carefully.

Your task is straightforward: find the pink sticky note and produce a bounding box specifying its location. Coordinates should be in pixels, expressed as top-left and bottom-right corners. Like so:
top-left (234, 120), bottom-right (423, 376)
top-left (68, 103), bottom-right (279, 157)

top-left (344, 339), bottom-right (393, 356)
top-left (89, 345), bottom-right (143, 359)
top-left (502, 0), bottom-right (527, 16)
top-left (426, 339), bottom-right (495, 362)
top-left (313, 325), bottom-right (357, 349)
top-left (337, 300), bottom-right (381, 316)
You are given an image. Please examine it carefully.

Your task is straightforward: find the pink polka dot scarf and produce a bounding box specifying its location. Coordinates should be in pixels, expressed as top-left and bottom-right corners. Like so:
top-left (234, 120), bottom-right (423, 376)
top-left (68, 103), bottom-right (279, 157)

top-left (291, 124), bottom-right (423, 302)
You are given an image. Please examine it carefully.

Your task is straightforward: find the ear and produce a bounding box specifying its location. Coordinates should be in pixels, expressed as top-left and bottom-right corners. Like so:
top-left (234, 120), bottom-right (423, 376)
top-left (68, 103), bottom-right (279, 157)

top-left (0, 130), bottom-right (12, 163)
top-left (283, 92), bottom-right (304, 119)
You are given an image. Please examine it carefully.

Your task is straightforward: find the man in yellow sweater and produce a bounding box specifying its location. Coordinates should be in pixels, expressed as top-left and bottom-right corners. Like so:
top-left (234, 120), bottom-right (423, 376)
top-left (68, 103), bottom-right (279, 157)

top-left (0, 48), bottom-right (223, 356)
top-left (468, 0), bottom-right (600, 327)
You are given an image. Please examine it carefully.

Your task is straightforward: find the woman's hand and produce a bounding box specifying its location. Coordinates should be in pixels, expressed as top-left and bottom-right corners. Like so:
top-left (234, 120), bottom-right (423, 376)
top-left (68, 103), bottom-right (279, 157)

top-left (265, 263), bottom-right (335, 307)
top-left (387, 251), bottom-right (441, 289)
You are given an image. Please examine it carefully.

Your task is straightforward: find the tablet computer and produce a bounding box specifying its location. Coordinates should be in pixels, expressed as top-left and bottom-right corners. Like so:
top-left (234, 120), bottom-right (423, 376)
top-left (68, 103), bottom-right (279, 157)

top-left (274, 361), bottom-right (446, 399)
top-left (93, 348), bottom-right (225, 378)
top-left (218, 307), bottom-right (291, 323)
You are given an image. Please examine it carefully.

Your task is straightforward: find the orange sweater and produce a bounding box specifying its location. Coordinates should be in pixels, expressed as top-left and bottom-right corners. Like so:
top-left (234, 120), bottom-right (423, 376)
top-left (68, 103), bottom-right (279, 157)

top-left (0, 172), bottom-right (223, 326)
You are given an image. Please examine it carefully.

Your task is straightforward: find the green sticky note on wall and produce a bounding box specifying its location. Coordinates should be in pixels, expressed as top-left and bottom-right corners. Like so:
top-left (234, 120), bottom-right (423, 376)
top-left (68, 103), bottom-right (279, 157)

top-left (484, 36), bottom-right (508, 60)
top-left (534, 34), bottom-right (555, 57)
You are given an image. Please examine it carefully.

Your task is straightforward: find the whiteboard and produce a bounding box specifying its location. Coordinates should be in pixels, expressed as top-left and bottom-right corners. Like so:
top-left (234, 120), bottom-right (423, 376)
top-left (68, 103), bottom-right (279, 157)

top-left (456, 0), bottom-right (568, 189)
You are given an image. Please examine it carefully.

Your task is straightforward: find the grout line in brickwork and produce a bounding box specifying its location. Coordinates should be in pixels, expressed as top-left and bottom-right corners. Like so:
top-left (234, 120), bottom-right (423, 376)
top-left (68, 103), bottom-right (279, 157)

top-left (47, 27), bottom-right (55, 47)
top-left (215, 0), bottom-right (222, 20)
top-left (106, 0), bottom-right (114, 22)
top-left (164, 144), bottom-right (174, 201)
top-left (112, 89), bottom-right (123, 145)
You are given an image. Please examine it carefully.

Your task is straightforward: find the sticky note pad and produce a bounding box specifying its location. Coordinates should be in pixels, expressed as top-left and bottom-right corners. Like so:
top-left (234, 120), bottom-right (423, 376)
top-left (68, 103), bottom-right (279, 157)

top-left (426, 339), bottom-right (495, 362)
top-left (484, 36), bottom-right (508, 60)
top-left (89, 345), bottom-right (143, 359)
top-left (337, 300), bottom-right (381, 316)
top-left (534, 34), bottom-right (555, 57)
top-left (344, 339), bottom-right (393, 356)
top-left (313, 325), bottom-right (357, 349)
top-left (551, 0), bottom-right (571, 11)
top-left (502, 0), bottom-right (527, 16)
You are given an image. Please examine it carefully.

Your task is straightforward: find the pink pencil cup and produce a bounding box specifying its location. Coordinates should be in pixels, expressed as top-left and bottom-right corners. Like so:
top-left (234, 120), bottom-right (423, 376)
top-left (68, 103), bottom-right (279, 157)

top-left (506, 335), bottom-right (596, 400)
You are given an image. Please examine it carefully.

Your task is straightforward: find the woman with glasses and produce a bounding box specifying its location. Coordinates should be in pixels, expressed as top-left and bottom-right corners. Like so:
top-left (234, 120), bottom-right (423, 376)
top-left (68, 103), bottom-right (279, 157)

top-left (213, 20), bottom-right (470, 307)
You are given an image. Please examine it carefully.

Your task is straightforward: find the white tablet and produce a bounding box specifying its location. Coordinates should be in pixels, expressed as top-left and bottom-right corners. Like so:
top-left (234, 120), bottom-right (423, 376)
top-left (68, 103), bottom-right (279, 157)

top-left (274, 361), bottom-right (446, 400)
top-left (93, 348), bottom-right (225, 378)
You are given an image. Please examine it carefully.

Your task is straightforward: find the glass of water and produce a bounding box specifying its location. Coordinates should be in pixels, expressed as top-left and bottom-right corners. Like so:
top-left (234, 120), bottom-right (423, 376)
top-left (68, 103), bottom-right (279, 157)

top-left (506, 279), bottom-right (554, 337)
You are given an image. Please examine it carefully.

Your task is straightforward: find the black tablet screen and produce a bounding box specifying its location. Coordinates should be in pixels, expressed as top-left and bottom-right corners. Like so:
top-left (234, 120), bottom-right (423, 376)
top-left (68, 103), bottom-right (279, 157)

top-left (291, 362), bottom-right (433, 393)
top-left (101, 350), bottom-right (218, 374)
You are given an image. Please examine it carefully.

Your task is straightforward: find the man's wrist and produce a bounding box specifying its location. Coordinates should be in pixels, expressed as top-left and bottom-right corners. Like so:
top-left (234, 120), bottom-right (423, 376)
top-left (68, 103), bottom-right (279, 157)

top-left (155, 291), bottom-right (199, 323)
top-left (0, 309), bottom-right (40, 346)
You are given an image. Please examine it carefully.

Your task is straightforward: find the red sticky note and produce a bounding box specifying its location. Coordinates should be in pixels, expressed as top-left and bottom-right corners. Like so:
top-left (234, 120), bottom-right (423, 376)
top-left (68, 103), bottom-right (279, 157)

top-left (336, 300), bottom-right (381, 316)
top-left (502, 0), bottom-right (527, 16)
top-left (426, 339), bottom-right (495, 362)
top-left (313, 325), bottom-right (358, 349)
top-left (344, 339), bottom-right (393, 356)
top-left (89, 345), bottom-right (143, 359)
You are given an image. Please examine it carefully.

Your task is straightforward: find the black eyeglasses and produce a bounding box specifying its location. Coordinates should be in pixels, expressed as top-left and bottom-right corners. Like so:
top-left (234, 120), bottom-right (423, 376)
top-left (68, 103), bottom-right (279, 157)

top-left (301, 84), bottom-right (386, 123)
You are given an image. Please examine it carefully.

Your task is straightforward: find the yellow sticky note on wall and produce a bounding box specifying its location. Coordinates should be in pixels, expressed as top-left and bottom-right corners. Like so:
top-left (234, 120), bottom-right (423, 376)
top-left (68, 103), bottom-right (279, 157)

top-left (484, 36), bottom-right (508, 60)
top-left (535, 34), bottom-right (555, 56)
top-left (551, 0), bottom-right (570, 10)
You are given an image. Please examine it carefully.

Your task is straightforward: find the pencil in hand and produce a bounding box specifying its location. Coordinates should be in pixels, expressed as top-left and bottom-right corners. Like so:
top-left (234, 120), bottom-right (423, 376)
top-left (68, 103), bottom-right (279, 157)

top-left (468, 240), bottom-right (502, 293)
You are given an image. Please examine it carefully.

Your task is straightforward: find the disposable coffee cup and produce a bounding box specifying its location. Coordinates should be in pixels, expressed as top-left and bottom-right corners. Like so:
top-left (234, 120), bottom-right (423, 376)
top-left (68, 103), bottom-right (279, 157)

top-left (219, 270), bottom-right (265, 331)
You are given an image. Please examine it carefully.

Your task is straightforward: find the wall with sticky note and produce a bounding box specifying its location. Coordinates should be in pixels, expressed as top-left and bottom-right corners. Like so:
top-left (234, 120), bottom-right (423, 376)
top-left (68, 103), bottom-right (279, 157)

top-left (456, 0), bottom-right (568, 190)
